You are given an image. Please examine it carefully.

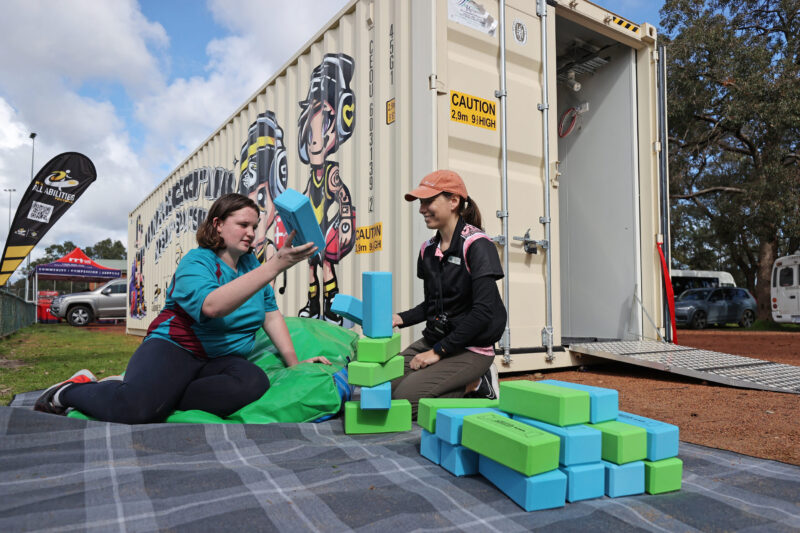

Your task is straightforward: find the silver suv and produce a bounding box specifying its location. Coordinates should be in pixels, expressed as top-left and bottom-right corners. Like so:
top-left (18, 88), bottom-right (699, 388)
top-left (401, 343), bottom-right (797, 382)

top-left (50, 278), bottom-right (128, 326)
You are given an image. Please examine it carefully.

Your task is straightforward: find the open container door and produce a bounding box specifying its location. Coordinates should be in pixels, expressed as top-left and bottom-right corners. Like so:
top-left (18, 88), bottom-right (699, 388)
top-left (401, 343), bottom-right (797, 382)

top-left (553, 2), bottom-right (664, 347)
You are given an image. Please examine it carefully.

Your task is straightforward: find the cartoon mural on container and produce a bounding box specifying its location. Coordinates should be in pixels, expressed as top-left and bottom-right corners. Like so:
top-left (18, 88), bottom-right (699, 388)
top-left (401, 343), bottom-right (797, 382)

top-left (129, 214), bottom-right (147, 318)
top-left (237, 111), bottom-right (288, 265)
top-left (296, 53), bottom-right (356, 325)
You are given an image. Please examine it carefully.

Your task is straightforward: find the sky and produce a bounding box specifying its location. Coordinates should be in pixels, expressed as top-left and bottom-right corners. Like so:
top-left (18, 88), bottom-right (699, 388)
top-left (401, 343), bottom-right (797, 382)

top-left (0, 0), bottom-right (664, 283)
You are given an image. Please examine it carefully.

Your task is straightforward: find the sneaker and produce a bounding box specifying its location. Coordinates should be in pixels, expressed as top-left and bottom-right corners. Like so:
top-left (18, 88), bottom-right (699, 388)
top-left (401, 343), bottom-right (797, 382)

top-left (33, 369), bottom-right (97, 415)
top-left (467, 363), bottom-right (500, 400)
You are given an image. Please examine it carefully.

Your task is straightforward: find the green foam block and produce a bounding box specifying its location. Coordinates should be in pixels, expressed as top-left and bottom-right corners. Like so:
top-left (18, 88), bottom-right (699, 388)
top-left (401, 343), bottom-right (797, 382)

top-left (644, 457), bottom-right (682, 494)
top-left (348, 355), bottom-right (403, 387)
top-left (461, 412), bottom-right (560, 476)
top-left (357, 333), bottom-right (401, 363)
top-left (417, 398), bottom-right (500, 433)
top-left (344, 400), bottom-right (412, 434)
top-left (587, 421), bottom-right (647, 464)
top-left (499, 381), bottom-right (590, 426)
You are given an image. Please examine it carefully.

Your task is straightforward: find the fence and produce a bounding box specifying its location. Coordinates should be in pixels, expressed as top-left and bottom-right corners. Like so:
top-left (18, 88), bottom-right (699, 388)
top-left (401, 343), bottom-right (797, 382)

top-left (0, 290), bottom-right (36, 338)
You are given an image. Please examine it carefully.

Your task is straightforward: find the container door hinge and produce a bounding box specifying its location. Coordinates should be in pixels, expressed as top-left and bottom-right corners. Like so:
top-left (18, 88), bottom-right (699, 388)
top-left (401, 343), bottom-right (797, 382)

top-left (429, 74), bottom-right (446, 94)
top-left (537, 103), bottom-right (549, 111)
top-left (492, 235), bottom-right (507, 246)
top-left (653, 140), bottom-right (662, 152)
top-left (652, 49), bottom-right (659, 62)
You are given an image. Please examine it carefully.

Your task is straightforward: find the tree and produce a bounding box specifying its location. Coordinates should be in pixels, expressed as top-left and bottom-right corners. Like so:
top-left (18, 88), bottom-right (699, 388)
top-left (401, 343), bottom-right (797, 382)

top-left (85, 239), bottom-right (126, 260)
top-left (662, 0), bottom-right (800, 319)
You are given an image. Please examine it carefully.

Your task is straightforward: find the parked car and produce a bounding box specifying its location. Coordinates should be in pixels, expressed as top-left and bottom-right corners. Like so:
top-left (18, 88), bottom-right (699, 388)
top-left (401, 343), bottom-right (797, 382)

top-left (49, 278), bottom-right (127, 326)
top-left (674, 287), bottom-right (757, 329)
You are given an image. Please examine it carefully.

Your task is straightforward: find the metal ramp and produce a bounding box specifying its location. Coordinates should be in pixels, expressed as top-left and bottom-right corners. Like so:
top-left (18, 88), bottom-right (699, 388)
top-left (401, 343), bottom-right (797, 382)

top-left (569, 340), bottom-right (800, 394)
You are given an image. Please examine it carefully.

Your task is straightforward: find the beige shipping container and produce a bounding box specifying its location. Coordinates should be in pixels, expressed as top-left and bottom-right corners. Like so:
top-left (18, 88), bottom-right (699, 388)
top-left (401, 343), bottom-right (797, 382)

top-left (128, 0), bottom-right (669, 372)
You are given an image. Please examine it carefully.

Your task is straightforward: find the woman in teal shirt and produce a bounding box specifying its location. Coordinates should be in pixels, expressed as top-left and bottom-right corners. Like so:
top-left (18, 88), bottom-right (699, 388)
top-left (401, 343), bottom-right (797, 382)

top-left (35, 193), bottom-right (327, 423)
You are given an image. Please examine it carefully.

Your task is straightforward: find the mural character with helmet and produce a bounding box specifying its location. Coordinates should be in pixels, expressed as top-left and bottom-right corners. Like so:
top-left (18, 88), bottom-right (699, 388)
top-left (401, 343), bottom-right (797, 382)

top-left (237, 111), bottom-right (289, 267)
top-left (296, 53), bottom-right (356, 325)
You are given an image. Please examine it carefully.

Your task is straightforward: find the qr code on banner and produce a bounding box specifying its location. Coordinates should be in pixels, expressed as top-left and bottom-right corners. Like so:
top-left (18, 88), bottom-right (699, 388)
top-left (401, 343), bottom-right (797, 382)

top-left (27, 201), bottom-right (54, 223)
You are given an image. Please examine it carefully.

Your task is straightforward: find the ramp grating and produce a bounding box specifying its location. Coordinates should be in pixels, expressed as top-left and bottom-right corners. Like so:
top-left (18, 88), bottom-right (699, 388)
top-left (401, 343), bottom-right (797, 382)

top-left (569, 340), bottom-right (800, 394)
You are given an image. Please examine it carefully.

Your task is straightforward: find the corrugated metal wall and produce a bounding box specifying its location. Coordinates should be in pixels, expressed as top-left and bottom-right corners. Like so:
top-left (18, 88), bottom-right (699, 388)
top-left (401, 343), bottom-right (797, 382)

top-left (127, 0), bottom-right (664, 370)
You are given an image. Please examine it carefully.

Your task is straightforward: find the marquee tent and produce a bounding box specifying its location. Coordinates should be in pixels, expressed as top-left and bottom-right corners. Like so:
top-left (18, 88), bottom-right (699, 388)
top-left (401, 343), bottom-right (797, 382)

top-left (30, 247), bottom-right (121, 295)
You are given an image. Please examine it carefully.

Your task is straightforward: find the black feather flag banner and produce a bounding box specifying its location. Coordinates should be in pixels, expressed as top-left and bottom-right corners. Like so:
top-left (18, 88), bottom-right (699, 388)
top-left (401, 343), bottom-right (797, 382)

top-left (0, 152), bottom-right (97, 286)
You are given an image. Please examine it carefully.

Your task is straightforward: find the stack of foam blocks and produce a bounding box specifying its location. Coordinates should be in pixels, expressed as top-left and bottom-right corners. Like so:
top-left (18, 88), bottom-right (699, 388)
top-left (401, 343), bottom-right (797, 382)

top-left (418, 380), bottom-right (682, 511)
top-left (332, 272), bottom-right (412, 434)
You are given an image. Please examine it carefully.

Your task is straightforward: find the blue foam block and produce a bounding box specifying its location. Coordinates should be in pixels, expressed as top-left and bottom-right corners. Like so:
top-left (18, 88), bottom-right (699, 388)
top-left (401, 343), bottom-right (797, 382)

top-left (559, 463), bottom-right (605, 502)
top-left (363, 272), bottom-right (392, 338)
top-left (479, 455), bottom-right (566, 512)
top-left (440, 441), bottom-right (479, 477)
top-left (514, 415), bottom-right (601, 466)
top-left (617, 411), bottom-right (679, 461)
top-left (331, 294), bottom-right (363, 325)
top-left (436, 408), bottom-right (508, 445)
top-left (603, 460), bottom-right (644, 497)
top-left (539, 380), bottom-right (618, 423)
top-left (273, 189), bottom-right (326, 259)
top-left (420, 429), bottom-right (442, 465)
top-left (360, 382), bottom-right (392, 410)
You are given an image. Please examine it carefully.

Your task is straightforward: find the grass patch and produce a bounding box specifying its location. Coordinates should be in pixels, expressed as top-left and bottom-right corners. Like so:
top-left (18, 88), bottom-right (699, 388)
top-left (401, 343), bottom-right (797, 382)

top-left (0, 324), bottom-right (140, 406)
top-left (747, 319), bottom-right (800, 331)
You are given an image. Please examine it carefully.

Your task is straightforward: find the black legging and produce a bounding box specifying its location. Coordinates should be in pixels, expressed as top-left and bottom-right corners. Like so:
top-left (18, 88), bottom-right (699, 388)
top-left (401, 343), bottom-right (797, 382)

top-left (61, 338), bottom-right (270, 424)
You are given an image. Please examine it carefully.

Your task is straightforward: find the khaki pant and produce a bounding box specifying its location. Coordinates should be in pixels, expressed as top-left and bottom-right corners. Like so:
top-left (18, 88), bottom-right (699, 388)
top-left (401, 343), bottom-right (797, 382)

top-left (390, 337), bottom-right (493, 418)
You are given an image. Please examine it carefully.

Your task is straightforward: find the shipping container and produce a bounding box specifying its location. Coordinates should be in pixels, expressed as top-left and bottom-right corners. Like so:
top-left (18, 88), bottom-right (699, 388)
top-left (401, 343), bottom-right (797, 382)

top-left (128, 0), bottom-right (670, 372)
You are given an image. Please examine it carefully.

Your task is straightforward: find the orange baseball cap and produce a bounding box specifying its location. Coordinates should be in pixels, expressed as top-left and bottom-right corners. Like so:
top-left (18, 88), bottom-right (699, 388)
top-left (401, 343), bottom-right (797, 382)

top-left (404, 169), bottom-right (468, 202)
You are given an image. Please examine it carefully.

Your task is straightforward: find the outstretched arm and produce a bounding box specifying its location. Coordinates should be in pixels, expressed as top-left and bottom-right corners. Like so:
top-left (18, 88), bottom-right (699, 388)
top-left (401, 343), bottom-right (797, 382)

top-left (202, 231), bottom-right (315, 318)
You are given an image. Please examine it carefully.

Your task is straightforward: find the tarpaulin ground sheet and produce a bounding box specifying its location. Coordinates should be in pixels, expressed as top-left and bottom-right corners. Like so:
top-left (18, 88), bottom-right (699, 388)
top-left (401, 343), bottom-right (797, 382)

top-left (3, 397), bottom-right (800, 532)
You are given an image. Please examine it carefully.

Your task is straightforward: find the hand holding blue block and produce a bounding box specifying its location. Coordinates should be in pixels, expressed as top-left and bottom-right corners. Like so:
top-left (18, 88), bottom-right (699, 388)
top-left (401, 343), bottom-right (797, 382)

top-left (274, 189), bottom-right (326, 259)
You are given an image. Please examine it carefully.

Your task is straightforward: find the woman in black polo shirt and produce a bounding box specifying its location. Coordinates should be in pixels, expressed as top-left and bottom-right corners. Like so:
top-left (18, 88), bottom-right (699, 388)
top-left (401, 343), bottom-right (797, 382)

top-left (391, 170), bottom-right (506, 415)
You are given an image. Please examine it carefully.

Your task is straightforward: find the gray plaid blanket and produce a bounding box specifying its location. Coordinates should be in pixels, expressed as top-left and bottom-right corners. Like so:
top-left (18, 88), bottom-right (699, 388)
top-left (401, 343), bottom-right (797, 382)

top-left (2, 392), bottom-right (799, 532)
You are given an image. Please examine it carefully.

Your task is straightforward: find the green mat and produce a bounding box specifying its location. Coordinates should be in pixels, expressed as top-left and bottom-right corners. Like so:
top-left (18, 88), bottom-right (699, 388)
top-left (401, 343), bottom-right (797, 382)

top-left (68, 317), bottom-right (358, 424)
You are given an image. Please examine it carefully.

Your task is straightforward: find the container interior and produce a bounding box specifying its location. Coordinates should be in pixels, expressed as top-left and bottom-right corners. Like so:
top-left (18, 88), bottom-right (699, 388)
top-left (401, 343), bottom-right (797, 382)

top-left (555, 15), bottom-right (641, 343)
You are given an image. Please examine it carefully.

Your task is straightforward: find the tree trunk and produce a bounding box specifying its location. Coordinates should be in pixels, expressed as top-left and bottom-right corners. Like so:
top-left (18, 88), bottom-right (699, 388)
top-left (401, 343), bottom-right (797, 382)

top-left (755, 238), bottom-right (778, 321)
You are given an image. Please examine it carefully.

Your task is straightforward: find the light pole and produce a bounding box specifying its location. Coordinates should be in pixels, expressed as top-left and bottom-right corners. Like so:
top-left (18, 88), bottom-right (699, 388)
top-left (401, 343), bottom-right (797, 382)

top-left (3, 188), bottom-right (15, 232)
top-left (29, 133), bottom-right (36, 180)
top-left (26, 133), bottom-right (36, 301)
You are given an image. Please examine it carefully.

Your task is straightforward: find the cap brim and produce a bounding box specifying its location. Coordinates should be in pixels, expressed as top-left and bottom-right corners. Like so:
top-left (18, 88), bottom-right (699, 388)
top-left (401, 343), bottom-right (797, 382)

top-left (404, 185), bottom-right (440, 202)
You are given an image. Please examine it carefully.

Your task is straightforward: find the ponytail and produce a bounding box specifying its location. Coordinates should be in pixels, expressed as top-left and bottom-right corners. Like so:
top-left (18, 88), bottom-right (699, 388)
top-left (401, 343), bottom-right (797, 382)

top-left (459, 196), bottom-right (482, 229)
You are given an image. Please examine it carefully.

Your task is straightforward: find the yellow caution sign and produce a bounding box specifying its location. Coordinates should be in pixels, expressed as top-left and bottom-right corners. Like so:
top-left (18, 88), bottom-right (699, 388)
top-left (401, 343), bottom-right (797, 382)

top-left (450, 90), bottom-right (496, 131)
top-left (355, 222), bottom-right (382, 254)
top-left (612, 16), bottom-right (639, 33)
top-left (386, 98), bottom-right (396, 125)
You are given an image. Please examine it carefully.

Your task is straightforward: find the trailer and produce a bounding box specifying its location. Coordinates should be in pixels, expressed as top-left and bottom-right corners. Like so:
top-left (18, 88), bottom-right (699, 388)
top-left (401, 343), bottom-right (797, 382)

top-left (127, 0), bottom-right (670, 372)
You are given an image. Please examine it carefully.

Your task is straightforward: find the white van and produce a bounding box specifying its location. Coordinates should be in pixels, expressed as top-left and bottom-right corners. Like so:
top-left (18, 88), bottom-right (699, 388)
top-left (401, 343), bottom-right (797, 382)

top-left (670, 269), bottom-right (737, 297)
top-left (771, 253), bottom-right (800, 324)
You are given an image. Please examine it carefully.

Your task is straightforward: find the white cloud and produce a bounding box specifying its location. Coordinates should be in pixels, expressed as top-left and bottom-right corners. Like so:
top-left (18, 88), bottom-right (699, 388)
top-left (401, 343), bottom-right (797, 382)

top-left (0, 0), bottom-right (351, 285)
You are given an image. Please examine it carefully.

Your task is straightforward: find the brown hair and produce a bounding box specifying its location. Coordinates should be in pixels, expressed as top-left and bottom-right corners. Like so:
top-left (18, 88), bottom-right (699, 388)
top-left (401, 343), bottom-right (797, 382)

top-left (196, 193), bottom-right (259, 250)
top-left (442, 192), bottom-right (483, 229)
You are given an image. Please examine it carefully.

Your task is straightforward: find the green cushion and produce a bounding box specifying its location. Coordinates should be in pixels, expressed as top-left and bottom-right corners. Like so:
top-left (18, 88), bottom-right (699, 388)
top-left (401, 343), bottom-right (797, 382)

top-left (357, 333), bottom-right (401, 363)
top-left (347, 355), bottom-right (404, 387)
top-left (644, 457), bottom-right (682, 494)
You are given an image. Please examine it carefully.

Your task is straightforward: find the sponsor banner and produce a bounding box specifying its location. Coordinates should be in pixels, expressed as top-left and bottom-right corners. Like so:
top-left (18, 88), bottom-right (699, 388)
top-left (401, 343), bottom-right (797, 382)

top-left (0, 152), bottom-right (97, 286)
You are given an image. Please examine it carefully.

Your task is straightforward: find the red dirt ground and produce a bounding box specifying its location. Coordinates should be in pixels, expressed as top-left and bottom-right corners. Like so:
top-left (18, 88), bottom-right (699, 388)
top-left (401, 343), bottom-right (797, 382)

top-left (508, 329), bottom-right (800, 465)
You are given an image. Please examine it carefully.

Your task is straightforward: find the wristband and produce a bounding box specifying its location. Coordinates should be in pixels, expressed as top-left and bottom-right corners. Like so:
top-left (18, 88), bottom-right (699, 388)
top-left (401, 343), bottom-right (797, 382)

top-left (432, 342), bottom-right (446, 356)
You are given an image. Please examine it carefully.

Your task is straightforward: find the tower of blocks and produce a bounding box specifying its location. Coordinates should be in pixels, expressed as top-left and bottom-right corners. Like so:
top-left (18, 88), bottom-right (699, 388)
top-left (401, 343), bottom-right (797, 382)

top-left (418, 379), bottom-right (682, 511)
top-left (332, 272), bottom-right (412, 434)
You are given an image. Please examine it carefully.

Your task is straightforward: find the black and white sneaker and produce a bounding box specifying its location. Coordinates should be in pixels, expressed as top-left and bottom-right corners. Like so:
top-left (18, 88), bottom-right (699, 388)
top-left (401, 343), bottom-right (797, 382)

top-left (33, 369), bottom-right (97, 415)
top-left (467, 363), bottom-right (500, 400)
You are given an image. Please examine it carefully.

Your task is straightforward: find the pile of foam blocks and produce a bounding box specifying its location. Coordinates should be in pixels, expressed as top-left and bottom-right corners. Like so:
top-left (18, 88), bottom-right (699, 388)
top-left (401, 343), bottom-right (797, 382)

top-left (329, 268), bottom-right (681, 512)
top-left (418, 381), bottom-right (682, 511)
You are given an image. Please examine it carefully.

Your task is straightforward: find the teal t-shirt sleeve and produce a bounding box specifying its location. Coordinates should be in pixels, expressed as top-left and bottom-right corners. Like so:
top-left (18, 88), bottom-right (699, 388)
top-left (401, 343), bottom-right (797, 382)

top-left (170, 251), bottom-right (219, 322)
top-left (263, 283), bottom-right (278, 312)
